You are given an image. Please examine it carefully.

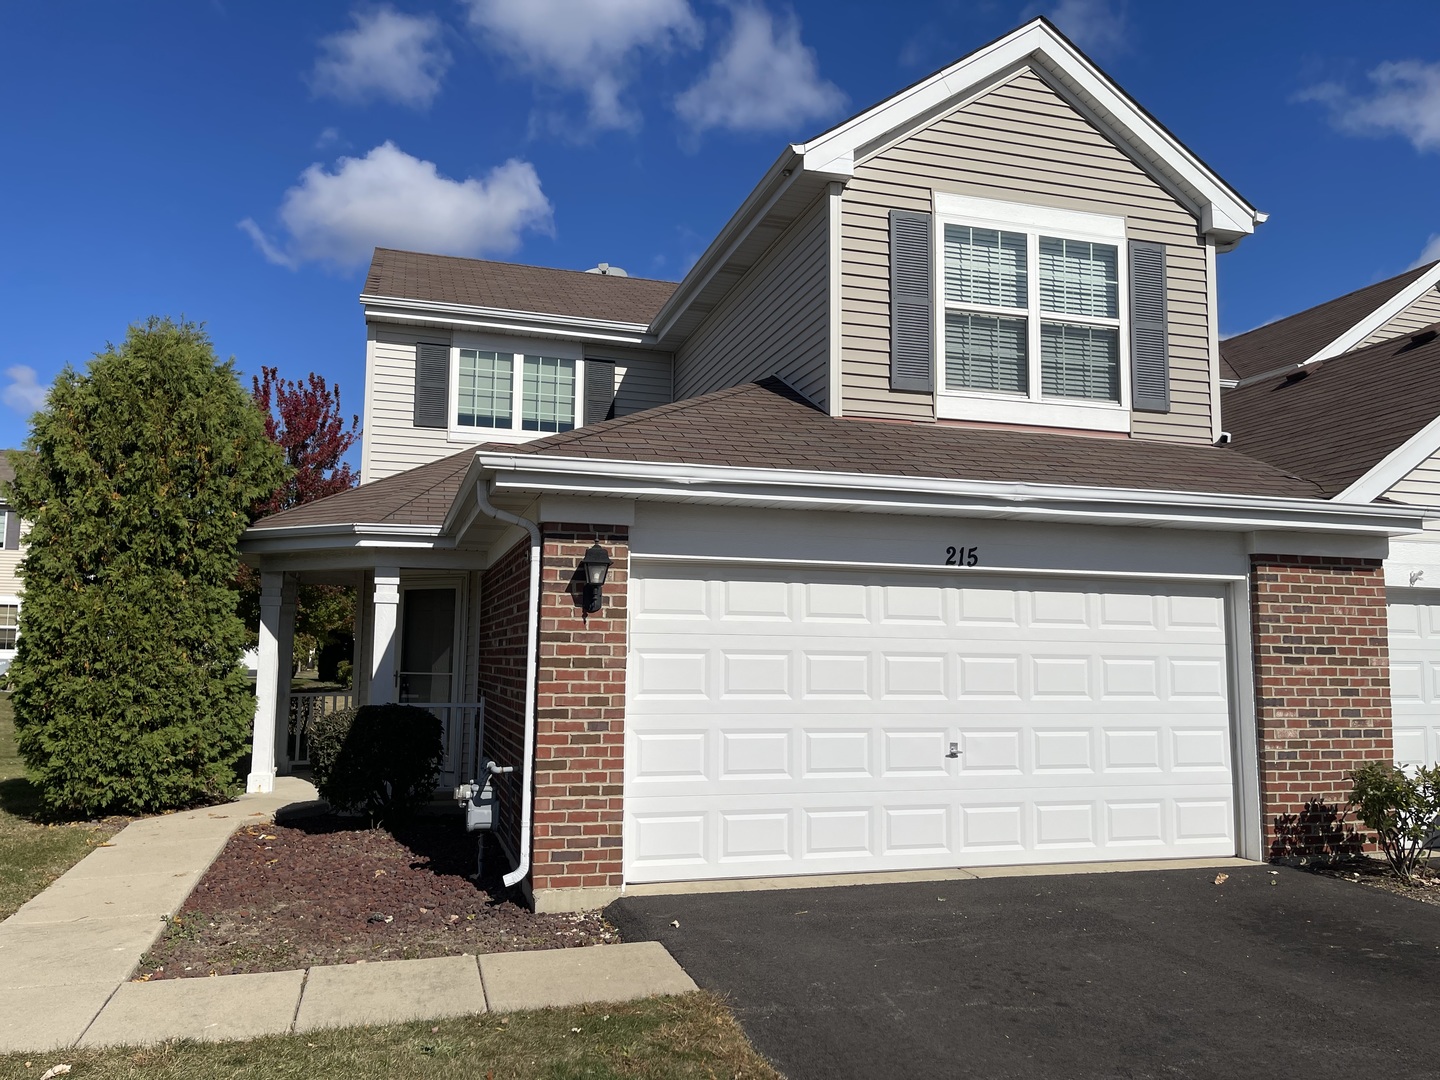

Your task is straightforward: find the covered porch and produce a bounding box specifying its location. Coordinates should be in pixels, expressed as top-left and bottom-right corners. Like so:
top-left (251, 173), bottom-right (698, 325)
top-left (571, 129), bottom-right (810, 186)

top-left (239, 450), bottom-right (533, 798)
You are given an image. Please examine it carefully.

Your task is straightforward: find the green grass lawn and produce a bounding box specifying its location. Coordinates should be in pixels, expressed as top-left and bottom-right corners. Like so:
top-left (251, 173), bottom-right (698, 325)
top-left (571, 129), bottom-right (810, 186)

top-left (0, 993), bottom-right (783, 1079)
top-left (0, 696), bottom-right (124, 919)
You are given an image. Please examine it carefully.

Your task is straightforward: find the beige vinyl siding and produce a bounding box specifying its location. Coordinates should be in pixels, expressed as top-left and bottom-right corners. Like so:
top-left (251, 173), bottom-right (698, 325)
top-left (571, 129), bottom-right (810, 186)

top-left (362, 323), bottom-right (456, 483)
top-left (1386, 448), bottom-right (1440, 507)
top-left (840, 66), bottom-right (1214, 442)
top-left (584, 345), bottom-right (674, 418)
top-left (1361, 285), bottom-right (1440, 347)
top-left (0, 517), bottom-right (25, 598)
top-left (675, 194), bottom-right (830, 408)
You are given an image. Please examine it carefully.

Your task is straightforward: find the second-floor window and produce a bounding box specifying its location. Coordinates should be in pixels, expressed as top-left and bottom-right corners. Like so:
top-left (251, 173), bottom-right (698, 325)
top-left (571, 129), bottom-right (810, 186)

top-left (455, 349), bottom-right (576, 435)
top-left (940, 202), bottom-right (1124, 407)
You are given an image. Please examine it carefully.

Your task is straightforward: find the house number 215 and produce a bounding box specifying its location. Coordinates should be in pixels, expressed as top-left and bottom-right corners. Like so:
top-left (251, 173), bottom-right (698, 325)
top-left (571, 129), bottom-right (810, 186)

top-left (944, 546), bottom-right (979, 567)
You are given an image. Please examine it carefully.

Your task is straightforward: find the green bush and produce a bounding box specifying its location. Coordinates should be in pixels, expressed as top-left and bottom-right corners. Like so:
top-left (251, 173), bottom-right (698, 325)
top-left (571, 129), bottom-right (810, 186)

top-left (1349, 762), bottom-right (1440, 883)
top-left (308, 704), bottom-right (444, 822)
top-left (7, 318), bottom-right (285, 815)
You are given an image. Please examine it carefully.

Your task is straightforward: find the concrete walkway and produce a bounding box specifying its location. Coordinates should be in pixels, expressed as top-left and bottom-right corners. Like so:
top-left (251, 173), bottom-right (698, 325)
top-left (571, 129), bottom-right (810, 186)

top-left (0, 780), bottom-right (695, 1053)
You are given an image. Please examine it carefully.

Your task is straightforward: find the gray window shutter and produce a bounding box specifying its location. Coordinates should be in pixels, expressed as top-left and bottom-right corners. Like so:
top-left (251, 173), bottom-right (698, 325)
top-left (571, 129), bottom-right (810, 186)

top-left (2, 511), bottom-right (16, 551)
top-left (584, 360), bottom-right (616, 424)
top-left (1129, 241), bottom-right (1170, 413)
top-left (413, 342), bottom-right (450, 429)
top-left (889, 209), bottom-right (934, 392)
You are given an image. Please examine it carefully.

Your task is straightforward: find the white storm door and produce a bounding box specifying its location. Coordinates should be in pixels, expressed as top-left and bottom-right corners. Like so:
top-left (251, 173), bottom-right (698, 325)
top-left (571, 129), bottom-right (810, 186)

top-left (624, 564), bottom-right (1236, 884)
top-left (1389, 591), bottom-right (1440, 768)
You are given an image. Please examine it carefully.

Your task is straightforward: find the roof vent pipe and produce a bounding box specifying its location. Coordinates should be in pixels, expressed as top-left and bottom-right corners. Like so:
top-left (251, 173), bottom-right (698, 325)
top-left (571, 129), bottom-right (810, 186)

top-left (584, 263), bottom-right (628, 276)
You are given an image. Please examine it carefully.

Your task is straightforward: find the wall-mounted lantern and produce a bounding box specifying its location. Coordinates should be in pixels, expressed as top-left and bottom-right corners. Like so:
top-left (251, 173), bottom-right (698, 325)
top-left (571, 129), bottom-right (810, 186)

top-left (580, 542), bottom-right (613, 613)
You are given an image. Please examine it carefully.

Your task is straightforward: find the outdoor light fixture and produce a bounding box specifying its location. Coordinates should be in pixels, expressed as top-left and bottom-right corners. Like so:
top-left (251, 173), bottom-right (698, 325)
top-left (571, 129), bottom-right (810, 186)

top-left (579, 542), bottom-right (613, 613)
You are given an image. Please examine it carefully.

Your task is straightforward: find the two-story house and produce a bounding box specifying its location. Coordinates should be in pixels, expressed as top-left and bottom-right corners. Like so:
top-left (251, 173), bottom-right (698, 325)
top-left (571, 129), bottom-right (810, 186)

top-left (241, 18), bottom-right (1425, 912)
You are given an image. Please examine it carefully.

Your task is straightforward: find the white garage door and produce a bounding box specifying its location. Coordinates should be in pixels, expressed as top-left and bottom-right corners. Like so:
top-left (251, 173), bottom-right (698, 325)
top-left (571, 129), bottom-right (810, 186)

top-left (1388, 592), bottom-right (1440, 768)
top-left (625, 564), bottom-right (1237, 884)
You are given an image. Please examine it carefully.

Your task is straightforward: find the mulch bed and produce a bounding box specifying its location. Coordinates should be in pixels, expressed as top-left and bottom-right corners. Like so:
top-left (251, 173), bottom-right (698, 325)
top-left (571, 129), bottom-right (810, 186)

top-left (136, 814), bottom-right (616, 980)
top-left (1302, 856), bottom-right (1440, 906)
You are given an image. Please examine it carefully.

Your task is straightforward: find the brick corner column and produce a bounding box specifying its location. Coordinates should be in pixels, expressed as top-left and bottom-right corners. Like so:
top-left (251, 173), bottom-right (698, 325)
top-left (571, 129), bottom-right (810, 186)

top-left (530, 522), bottom-right (629, 912)
top-left (1250, 554), bottom-right (1391, 860)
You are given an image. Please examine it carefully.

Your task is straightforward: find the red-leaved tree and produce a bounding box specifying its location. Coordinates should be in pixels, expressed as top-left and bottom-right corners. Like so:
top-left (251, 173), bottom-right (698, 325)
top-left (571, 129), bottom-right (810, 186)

top-left (250, 367), bottom-right (360, 517)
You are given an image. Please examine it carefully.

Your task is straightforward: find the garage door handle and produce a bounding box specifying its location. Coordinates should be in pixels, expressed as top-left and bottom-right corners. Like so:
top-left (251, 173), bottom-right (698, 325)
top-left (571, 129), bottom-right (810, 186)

top-left (947, 743), bottom-right (961, 758)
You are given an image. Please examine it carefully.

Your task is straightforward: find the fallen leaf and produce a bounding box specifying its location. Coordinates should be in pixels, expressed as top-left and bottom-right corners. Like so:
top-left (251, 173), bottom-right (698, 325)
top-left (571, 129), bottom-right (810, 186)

top-left (670, 919), bottom-right (680, 928)
top-left (39, 1066), bottom-right (71, 1080)
top-left (1213, 873), bottom-right (1229, 885)
top-left (374, 869), bottom-right (387, 878)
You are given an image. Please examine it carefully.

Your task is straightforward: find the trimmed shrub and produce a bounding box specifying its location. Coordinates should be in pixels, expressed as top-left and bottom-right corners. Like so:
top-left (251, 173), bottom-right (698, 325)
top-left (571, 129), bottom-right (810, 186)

top-left (308, 704), bottom-right (444, 822)
top-left (1349, 762), bottom-right (1440, 883)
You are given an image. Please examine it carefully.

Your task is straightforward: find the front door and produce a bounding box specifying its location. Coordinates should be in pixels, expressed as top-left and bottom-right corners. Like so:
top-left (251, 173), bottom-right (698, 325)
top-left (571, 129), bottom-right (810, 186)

top-left (398, 585), bottom-right (461, 784)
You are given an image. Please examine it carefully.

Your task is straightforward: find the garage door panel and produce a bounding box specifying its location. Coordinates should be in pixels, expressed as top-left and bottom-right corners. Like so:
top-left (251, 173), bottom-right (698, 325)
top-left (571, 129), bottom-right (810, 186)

top-left (1389, 590), bottom-right (1440, 769)
top-left (627, 567), bottom-right (1237, 883)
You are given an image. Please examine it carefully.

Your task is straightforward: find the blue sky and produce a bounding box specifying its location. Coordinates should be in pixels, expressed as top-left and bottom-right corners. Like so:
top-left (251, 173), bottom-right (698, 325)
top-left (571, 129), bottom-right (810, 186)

top-left (3, 1), bottom-right (1438, 455)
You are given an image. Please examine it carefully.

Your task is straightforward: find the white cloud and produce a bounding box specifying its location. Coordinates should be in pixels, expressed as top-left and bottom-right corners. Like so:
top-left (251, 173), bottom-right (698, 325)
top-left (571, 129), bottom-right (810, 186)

top-left (1031, 0), bottom-right (1128, 57)
top-left (462, 0), bottom-right (701, 131)
top-left (239, 142), bottom-right (553, 270)
top-left (1300, 60), bottom-right (1440, 153)
top-left (3, 366), bottom-right (47, 415)
top-left (1414, 234), bottom-right (1440, 269)
top-left (674, 4), bottom-right (845, 135)
top-left (311, 6), bottom-right (451, 109)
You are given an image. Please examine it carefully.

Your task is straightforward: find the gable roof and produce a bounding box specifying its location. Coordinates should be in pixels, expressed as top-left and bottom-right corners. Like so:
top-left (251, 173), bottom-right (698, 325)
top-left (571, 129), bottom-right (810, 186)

top-left (363, 248), bottom-right (677, 327)
top-left (650, 18), bottom-right (1261, 347)
top-left (1222, 324), bottom-right (1440, 498)
top-left (1221, 262), bottom-right (1440, 384)
top-left (249, 447), bottom-right (477, 531)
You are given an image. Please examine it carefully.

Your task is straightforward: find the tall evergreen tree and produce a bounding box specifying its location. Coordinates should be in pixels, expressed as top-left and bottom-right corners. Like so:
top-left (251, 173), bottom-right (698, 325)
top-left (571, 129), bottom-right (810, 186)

top-left (8, 318), bottom-right (286, 815)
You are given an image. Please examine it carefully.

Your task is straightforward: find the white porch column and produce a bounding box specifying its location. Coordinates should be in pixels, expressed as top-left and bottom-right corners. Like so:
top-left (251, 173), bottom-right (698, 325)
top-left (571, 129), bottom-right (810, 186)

top-left (247, 570), bottom-right (284, 793)
top-left (370, 567), bottom-right (400, 705)
top-left (273, 575), bottom-right (298, 774)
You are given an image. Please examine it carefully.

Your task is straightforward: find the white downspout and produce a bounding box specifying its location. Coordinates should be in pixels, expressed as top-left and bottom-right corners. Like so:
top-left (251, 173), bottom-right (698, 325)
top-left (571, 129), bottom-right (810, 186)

top-left (474, 478), bottom-right (542, 891)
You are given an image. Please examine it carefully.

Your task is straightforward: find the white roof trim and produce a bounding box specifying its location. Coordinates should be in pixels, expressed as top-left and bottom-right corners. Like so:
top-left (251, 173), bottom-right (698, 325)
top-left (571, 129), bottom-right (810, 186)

top-left (796, 19), bottom-right (1258, 242)
top-left (1231, 263), bottom-right (1440, 389)
top-left (477, 452), bottom-right (1426, 536)
top-left (1335, 411), bottom-right (1440, 504)
top-left (362, 295), bottom-right (655, 347)
top-left (1302, 262), bottom-right (1440, 367)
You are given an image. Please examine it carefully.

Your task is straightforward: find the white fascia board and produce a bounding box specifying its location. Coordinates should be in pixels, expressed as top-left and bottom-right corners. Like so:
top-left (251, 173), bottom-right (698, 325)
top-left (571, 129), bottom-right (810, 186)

top-left (241, 521), bottom-right (447, 555)
top-left (1335, 411), bottom-right (1440, 504)
top-left (362, 296), bottom-right (654, 347)
top-left (1302, 262), bottom-right (1440, 367)
top-left (798, 20), bottom-right (1257, 242)
top-left (1231, 263), bottom-right (1440, 390)
top-left (648, 148), bottom-right (809, 341)
top-left (477, 453), bottom-right (1427, 537)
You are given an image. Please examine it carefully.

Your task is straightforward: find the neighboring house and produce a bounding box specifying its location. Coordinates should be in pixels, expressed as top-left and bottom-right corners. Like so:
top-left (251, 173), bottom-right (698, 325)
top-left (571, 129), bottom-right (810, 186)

top-left (0, 454), bottom-right (25, 673)
top-left (1219, 261), bottom-right (1440, 775)
top-left (241, 18), bottom-right (1425, 912)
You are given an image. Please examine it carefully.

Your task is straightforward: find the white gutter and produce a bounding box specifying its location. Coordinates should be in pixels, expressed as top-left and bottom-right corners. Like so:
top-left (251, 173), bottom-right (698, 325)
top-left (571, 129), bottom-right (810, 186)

top-left (361, 294), bottom-right (652, 337)
top-left (478, 454), bottom-right (1428, 536)
top-left (473, 479), bottom-right (542, 891)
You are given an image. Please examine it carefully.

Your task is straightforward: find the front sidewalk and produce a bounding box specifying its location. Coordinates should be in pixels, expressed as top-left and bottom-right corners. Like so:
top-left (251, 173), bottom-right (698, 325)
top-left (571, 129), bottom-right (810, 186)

top-left (0, 779), bottom-right (694, 1053)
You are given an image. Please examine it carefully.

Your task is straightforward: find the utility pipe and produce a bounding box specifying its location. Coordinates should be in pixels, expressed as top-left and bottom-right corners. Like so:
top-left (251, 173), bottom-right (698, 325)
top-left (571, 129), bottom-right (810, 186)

top-left (474, 478), bottom-right (542, 891)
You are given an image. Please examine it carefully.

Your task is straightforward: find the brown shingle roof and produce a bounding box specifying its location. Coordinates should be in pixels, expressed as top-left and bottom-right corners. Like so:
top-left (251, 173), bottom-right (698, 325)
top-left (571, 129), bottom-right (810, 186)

top-left (1222, 323), bottom-right (1440, 497)
top-left (364, 249), bottom-right (677, 325)
top-left (249, 447), bottom-right (477, 530)
top-left (506, 379), bottom-right (1322, 499)
top-left (1221, 263), bottom-right (1436, 382)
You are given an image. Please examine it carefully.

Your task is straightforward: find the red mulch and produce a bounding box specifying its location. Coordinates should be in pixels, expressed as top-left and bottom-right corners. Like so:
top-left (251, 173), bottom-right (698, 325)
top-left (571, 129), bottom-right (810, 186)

top-left (136, 814), bottom-right (615, 979)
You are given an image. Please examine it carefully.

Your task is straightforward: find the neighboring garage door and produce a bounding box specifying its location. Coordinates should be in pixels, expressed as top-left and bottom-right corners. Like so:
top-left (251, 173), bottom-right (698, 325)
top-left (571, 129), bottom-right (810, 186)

top-left (1388, 590), bottom-right (1440, 768)
top-left (624, 563), bottom-right (1237, 884)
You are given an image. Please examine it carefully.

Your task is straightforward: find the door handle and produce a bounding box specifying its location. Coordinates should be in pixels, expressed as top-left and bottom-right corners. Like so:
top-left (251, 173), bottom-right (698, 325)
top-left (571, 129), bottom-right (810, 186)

top-left (946, 742), bottom-right (961, 759)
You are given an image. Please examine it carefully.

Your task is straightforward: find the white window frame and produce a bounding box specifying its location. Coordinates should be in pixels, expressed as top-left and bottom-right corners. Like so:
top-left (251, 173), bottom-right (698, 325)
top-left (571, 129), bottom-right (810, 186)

top-left (447, 332), bottom-right (585, 444)
top-left (0, 597), bottom-right (20, 655)
top-left (933, 192), bottom-right (1130, 432)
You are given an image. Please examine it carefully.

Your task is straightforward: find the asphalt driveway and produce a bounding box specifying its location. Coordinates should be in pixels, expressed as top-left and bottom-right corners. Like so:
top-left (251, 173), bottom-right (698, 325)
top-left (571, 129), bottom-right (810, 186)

top-left (608, 866), bottom-right (1440, 1080)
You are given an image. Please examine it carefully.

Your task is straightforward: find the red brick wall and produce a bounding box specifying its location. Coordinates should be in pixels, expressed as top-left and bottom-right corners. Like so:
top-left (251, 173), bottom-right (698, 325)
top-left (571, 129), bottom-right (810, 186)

top-left (531, 524), bottom-right (629, 894)
top-left (1250, 555), bottom-right (1391, 858)
top-left (479, 537), bottom-right (532, 859)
